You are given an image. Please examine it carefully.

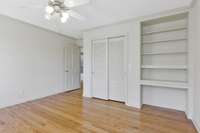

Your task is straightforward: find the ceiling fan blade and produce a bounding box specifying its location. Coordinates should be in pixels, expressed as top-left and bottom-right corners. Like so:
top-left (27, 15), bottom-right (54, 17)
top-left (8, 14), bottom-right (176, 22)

top-left (68, 10), bottom-right (86, 21)
top-left (19, 5), bottom-right (44, 9)
top-left (65, 0), bottom-right (90, 8)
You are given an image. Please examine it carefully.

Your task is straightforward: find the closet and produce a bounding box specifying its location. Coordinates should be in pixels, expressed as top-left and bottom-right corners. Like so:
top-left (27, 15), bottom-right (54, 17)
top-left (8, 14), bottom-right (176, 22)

top-left (140, 13), bottom-right (189, 111)
top-left (92, 36), bottom-right (127, 102)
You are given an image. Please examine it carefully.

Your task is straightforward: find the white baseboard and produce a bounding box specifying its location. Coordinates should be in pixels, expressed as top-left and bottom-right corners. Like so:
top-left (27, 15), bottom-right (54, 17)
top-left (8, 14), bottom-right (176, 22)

top-left (192, 119), bottom-right (200, 133)
top-left (0, 88), bottom-right (79, 110)
top-left (125, 101), bottom-right (142, 109)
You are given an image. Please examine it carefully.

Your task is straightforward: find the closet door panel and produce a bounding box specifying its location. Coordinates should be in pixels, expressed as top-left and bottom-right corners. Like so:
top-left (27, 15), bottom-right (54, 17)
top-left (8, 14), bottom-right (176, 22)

top-left (92, 40), bottom-right (108, 99)
top-left (108, 37), bottom-right (125, 102)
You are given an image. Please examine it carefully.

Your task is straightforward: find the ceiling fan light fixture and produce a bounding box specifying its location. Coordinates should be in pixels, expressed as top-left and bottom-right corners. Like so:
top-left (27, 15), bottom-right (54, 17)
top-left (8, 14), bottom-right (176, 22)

top-left (65, 0), bottom-right (75, 7)
top-left (61, 12), bottom-right (70, 23)
top-left (62, 12), bottom-right (70, 19)
top-left (60, 17), bottom-right (67, 23)
top-left (45, 5), bottom-right (54, 14)
top-left (45, 13), bottom-right (51, 20)
top-left (45, 0), bottom-right (86, 23)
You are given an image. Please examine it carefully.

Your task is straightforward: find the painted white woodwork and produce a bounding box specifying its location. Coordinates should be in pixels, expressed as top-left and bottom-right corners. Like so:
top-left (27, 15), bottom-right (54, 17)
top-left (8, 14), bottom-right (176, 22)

top-left (142, 69), bottom-right (187, 82)
top-left (65, 47), bottom-right (73, 90)
top-left (73, 47), bottom-right (81, 89)
top-left (92, 39), bottom-right (108, 99)
top-left (108, 37), bottom-right (126, 102)
top-left (141, 65), bottom-right (187, 69)
top-left (142, 40), bottom-right (187, 53)
top-left (142, 54), bottom-right (187, 66)
top-left (190, 0), bottom-right (200, 131)
top-left (142, 85), bottom-right (187, 111)
top-left (142, 30), bottom-right (187, 44)
top-left (141, 13), bottom-right (189, 112)
top-left (65, 46), bottom-right (81, 91)
top-left (91, 37), bottom-right (127, 102)
top-left (142, 18), bottom-right (187, 35)
top-left (140, 80), bottom-right (188, 90)
top-left (142, 52), bottom-right (187, 55)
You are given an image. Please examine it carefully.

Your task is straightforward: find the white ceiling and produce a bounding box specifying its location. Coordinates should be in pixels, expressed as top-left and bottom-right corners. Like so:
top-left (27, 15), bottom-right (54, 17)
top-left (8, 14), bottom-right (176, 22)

top-left (0, 0), bottom-right (192, 39)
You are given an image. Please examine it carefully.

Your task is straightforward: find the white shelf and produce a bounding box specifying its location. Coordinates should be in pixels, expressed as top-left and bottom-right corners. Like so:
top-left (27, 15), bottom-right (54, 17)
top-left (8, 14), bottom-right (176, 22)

top-left (142, 51), bottom-right (187, 55)
top-left (140, 80), bottom-right (188, 90)
top-left (142, 28), bottom-right (187, 36)
top-left (141, 65), bottom-right (187, 70)
top-left (143, 38), bottom-right (187, 45)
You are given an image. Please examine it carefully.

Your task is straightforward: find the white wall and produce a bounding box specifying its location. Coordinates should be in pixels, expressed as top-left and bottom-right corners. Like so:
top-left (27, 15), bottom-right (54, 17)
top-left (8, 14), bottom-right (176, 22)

top-left (142, 86), bottom-right (187, 111)
top-left (191, 0), bottom-right (200, 131)
top-left (0, 15), bottom-right (77, 108)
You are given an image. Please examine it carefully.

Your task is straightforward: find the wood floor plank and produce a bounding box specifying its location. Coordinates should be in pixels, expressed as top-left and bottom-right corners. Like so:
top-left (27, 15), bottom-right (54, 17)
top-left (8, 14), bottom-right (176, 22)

top-left (0, 89), bottom-right (197, 133)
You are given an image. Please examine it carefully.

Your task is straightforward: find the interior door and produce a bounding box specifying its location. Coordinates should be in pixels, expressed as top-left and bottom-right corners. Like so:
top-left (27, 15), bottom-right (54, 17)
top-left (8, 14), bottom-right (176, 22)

top-left (92, 39), bottom-right (108, 99)
top-left (65, 46), bottom-right (80, 91)
top-left (72, 47), bottom-right (81, 89)
top-left (108, 37), bottom-right (126, 102)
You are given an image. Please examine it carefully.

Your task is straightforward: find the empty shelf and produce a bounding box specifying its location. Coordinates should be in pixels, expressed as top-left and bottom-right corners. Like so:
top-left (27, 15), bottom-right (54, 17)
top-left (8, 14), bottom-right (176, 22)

top-left (140, 80), bottom-right (188, 89)
top-left (142, 28), bottom-right (187, 36)
top-left (142, 39), bottom-right (187, 45)
top-left (142, 51), bottom-right (187, 55)
top-left (141, 65), bottom-right (187, 70)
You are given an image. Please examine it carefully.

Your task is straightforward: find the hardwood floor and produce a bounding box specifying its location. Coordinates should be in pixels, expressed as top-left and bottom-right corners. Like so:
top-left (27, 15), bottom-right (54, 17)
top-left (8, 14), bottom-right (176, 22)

top-left (0, 89), bottom-right (197, 133)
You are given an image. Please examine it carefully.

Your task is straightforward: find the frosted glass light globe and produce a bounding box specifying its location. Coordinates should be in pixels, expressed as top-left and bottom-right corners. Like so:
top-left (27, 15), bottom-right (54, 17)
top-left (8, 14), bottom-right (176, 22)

top-left (46, 6), bottom-right (54, 14)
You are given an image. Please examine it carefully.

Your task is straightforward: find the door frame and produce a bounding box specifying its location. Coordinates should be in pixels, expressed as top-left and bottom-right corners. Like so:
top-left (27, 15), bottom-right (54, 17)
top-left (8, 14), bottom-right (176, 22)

top-left (91, 35), bottom-right (128, 103)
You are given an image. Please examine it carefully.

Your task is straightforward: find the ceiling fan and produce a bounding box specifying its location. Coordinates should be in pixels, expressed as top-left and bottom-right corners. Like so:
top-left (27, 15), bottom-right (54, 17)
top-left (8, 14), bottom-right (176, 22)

top-left (45, 0), bottom-right (90, 23)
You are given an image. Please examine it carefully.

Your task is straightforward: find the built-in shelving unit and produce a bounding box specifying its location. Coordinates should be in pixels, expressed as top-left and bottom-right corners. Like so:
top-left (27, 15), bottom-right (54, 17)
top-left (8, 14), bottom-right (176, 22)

top-left (140, 13), bottom-right (189, 111)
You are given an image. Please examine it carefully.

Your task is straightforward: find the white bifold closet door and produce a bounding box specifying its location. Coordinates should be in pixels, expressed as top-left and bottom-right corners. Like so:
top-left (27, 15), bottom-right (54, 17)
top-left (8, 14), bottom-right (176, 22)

top-left (92, 37), bottom-right (126, 102)
top-left (108, 37), bottom-right (125, 102)
top-left (92, 40), bottom-right (108, 99)
top-left (65, 46), bottom-right (80, 91)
